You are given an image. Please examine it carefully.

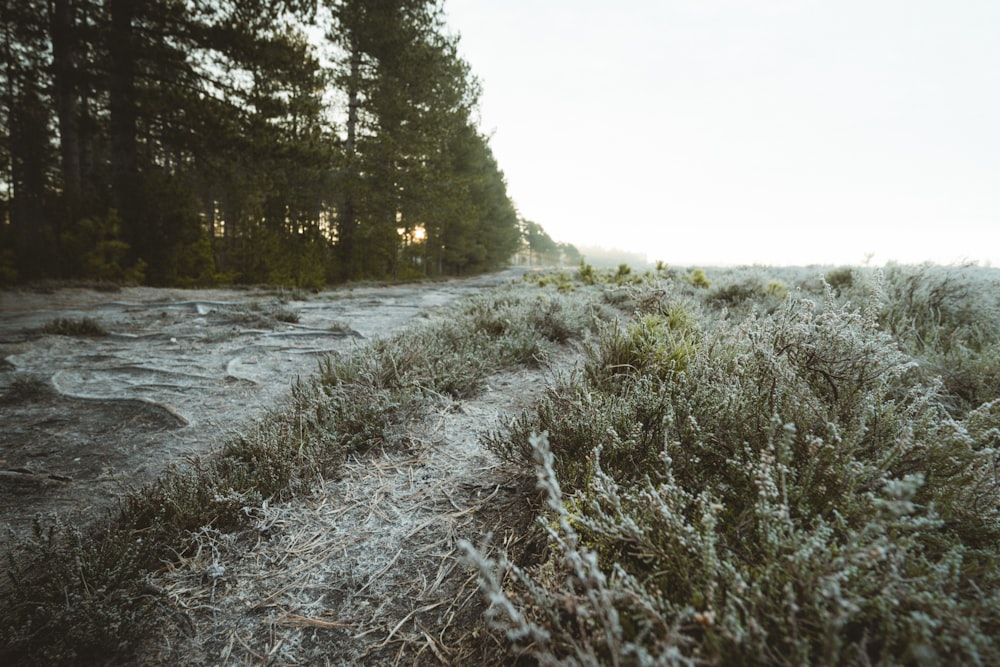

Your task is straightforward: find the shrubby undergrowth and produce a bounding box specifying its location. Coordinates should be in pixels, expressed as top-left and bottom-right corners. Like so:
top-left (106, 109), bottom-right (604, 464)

top-left (5, 263), bottom-right (998, 665)
top-left (1, 280), bottom-right (602, 665)
top-left (473, 263), bottom-right (1000, 665)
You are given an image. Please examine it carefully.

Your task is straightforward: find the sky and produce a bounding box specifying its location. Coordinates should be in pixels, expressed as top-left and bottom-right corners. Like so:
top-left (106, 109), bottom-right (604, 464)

top-left (444, 0), bottom-right (1000, 267)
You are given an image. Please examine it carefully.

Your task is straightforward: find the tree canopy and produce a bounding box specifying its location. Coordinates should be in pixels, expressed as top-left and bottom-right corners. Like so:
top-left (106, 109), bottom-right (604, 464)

top-left (0, 0), bottom-right (536, 286)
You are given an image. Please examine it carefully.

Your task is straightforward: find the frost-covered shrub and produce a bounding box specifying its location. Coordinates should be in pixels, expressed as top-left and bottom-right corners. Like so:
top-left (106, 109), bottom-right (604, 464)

top-left (875, 264), bottom-right (1000, 414)
top-left (709, 278), bottom-right (766, 308)
top-left (585, 312), bottom-right (698, 391)
top-left (35, 316), bottom-right (109, 337)
top-left (825, 266), bottom-right (855, 294)
top-left (488, 375), bottom-right (672, 492)
top-left (319, 286), bottom-right (600, 400)
top-left (475, 286), bottom-right (1000, 665)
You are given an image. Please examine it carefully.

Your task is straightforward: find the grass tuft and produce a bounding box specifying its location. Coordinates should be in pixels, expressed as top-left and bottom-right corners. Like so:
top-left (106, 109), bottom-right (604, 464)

top-left (33, 316), bottom-right (108, 337)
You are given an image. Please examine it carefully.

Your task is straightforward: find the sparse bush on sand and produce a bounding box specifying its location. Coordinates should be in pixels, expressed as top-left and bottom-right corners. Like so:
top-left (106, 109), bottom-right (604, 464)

top-left (32, 316), bottom-right (109, 337)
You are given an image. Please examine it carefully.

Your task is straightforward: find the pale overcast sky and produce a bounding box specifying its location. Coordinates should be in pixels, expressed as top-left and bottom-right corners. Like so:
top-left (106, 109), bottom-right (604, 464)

top-left (445, 0), bottom-right (1000, 266)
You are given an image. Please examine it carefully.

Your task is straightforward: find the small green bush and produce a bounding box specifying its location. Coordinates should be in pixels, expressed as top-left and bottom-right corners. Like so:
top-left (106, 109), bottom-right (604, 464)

top-left (825, 266), bottom-right (855, 294)
top-left (766, 279), bottom-right (789, 300)
top-left (613, 263), bottom-right (633, 285)
top-left (584, 312), bottom-right (698, 392)
top-left (577, 261), bottom-right (599, 285)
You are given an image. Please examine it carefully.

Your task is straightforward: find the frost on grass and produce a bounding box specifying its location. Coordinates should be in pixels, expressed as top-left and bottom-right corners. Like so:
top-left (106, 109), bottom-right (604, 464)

top-left (476, 272), bottom-right (1000, 665)
top-left (1, 278), bottom-right (602, 665)
top-left (147, 358), bottom-right (578, 666)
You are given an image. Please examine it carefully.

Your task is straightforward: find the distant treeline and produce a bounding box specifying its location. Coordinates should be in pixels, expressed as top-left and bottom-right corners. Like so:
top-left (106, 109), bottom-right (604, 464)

top-left (0, 0), bottom-right (562, 286)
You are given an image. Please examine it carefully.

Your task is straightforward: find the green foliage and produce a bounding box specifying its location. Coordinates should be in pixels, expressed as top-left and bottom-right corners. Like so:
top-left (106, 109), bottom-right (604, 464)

top-left (473, 274), bottom-right (1000, 665)
top-left (522, 219), bottom-right (560, 266)
top-left (825, 266), bottom-right (855, 294)
top-left (766, 279), bottom-right (789, 300)
top-left (3, 0), bottom-right (523, 287)
top-left (59, 211), bottom-right (146, 284)
top-left (525, 270), bottom-right (576, 292)
top-left (163, 233), bottom-right (219, 288)
top-left (577, 261), bottom-right (599, 285)
top-left (686, 268), bottom-right (711, 289)
top-left (613, 263), bottom-right (634, 285)
top-left (584, 311), bottom-right (698, 391)
top-left (0, 245), bottom-right (20, 285)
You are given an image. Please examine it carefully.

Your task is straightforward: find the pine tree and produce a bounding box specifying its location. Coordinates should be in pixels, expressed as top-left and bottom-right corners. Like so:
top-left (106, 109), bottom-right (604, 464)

top-left (1, 0), bottom-right (527, 285)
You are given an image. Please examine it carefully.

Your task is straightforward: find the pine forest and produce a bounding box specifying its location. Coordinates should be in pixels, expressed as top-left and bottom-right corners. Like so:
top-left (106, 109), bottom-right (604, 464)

top-left (0, 0), bottom-right (545, 286)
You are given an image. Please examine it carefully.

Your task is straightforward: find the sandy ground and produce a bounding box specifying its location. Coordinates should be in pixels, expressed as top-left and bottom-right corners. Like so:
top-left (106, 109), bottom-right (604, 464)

top-left (142, 354), bottom-right (574, 665)
top-left (0, 270), bottom-right (527, 550)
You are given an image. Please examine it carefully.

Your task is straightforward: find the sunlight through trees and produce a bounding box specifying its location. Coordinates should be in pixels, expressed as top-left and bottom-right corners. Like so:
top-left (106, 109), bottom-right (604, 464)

top-left (0, 0), bottom-right (524, 285)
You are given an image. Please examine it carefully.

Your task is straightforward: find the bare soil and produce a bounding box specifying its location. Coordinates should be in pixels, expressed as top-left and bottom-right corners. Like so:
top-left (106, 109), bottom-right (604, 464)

top-left (0, 270), bottom-right (528, 551)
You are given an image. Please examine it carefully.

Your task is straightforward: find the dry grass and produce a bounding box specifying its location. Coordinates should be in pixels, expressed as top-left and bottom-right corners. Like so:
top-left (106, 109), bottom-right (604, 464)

top-left (143, 354), bottom-right (578, 665)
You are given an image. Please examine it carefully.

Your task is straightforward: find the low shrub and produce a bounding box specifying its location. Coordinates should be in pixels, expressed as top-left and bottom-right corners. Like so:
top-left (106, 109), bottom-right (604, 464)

top-left (876, 264), bottom-right (1000, 415)
top-left (474, 281), bottom-right (1000, 665)
top-left (2, 517), bottom-right (162, 665)
top-left (584, 311), bottom-right (698, 392)
top-left (221, 301), bottom-right (299, 327)
top-left (0, 375), bottom-right (54, 404)
top-left (34, 316), bottom-right (108, 337)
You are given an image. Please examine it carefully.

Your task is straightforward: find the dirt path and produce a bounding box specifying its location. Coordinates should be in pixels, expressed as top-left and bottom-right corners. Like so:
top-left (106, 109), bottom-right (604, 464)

top-left (144, 352), bottom-right (576, 665)
top-left (0, 270), bottom-right (526, 549)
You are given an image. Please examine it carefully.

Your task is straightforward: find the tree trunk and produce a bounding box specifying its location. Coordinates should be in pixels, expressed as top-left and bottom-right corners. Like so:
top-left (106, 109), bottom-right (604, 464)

top-left (338, 37), bottom-right (362, 280)
top-left (77, 2), bottom-right (95, 197)
top-left (9, 82), bottom-right (50, 274)
top-left (109, 0), bottom-right (139, 250)
top-left (51, 0), bottom-right (81, 202)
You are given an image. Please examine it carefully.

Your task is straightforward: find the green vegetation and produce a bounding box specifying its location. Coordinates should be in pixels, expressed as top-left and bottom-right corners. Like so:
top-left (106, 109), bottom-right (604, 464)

top-left (469, 262), bottom-right (1000, 665)
top-left (0, 0), bottom-right (528, 287)
top-left (219, 301), bottom-right (301, 328)
top-left (5, 262), bottom-right (1000, 664)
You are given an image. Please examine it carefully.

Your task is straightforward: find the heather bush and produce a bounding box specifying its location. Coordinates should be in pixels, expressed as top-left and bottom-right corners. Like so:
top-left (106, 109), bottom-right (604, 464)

top-left (856, 264), bottom-right (1000, 415)
top-left (319, 286), bottom-right (603, 399)
top-left (2, 518), bottom-right (161, 665)
top-left (474, 278), bottom-right (1000, 665)
top-left (583, 312), bottom-right (698, 391)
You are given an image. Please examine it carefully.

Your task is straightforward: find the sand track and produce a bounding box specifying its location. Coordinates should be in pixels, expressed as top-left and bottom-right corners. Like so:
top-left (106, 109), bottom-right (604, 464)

top-left (0, 271), bottom-right (524, 549)
top-left (144, 354), bottom-right (573, 665)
